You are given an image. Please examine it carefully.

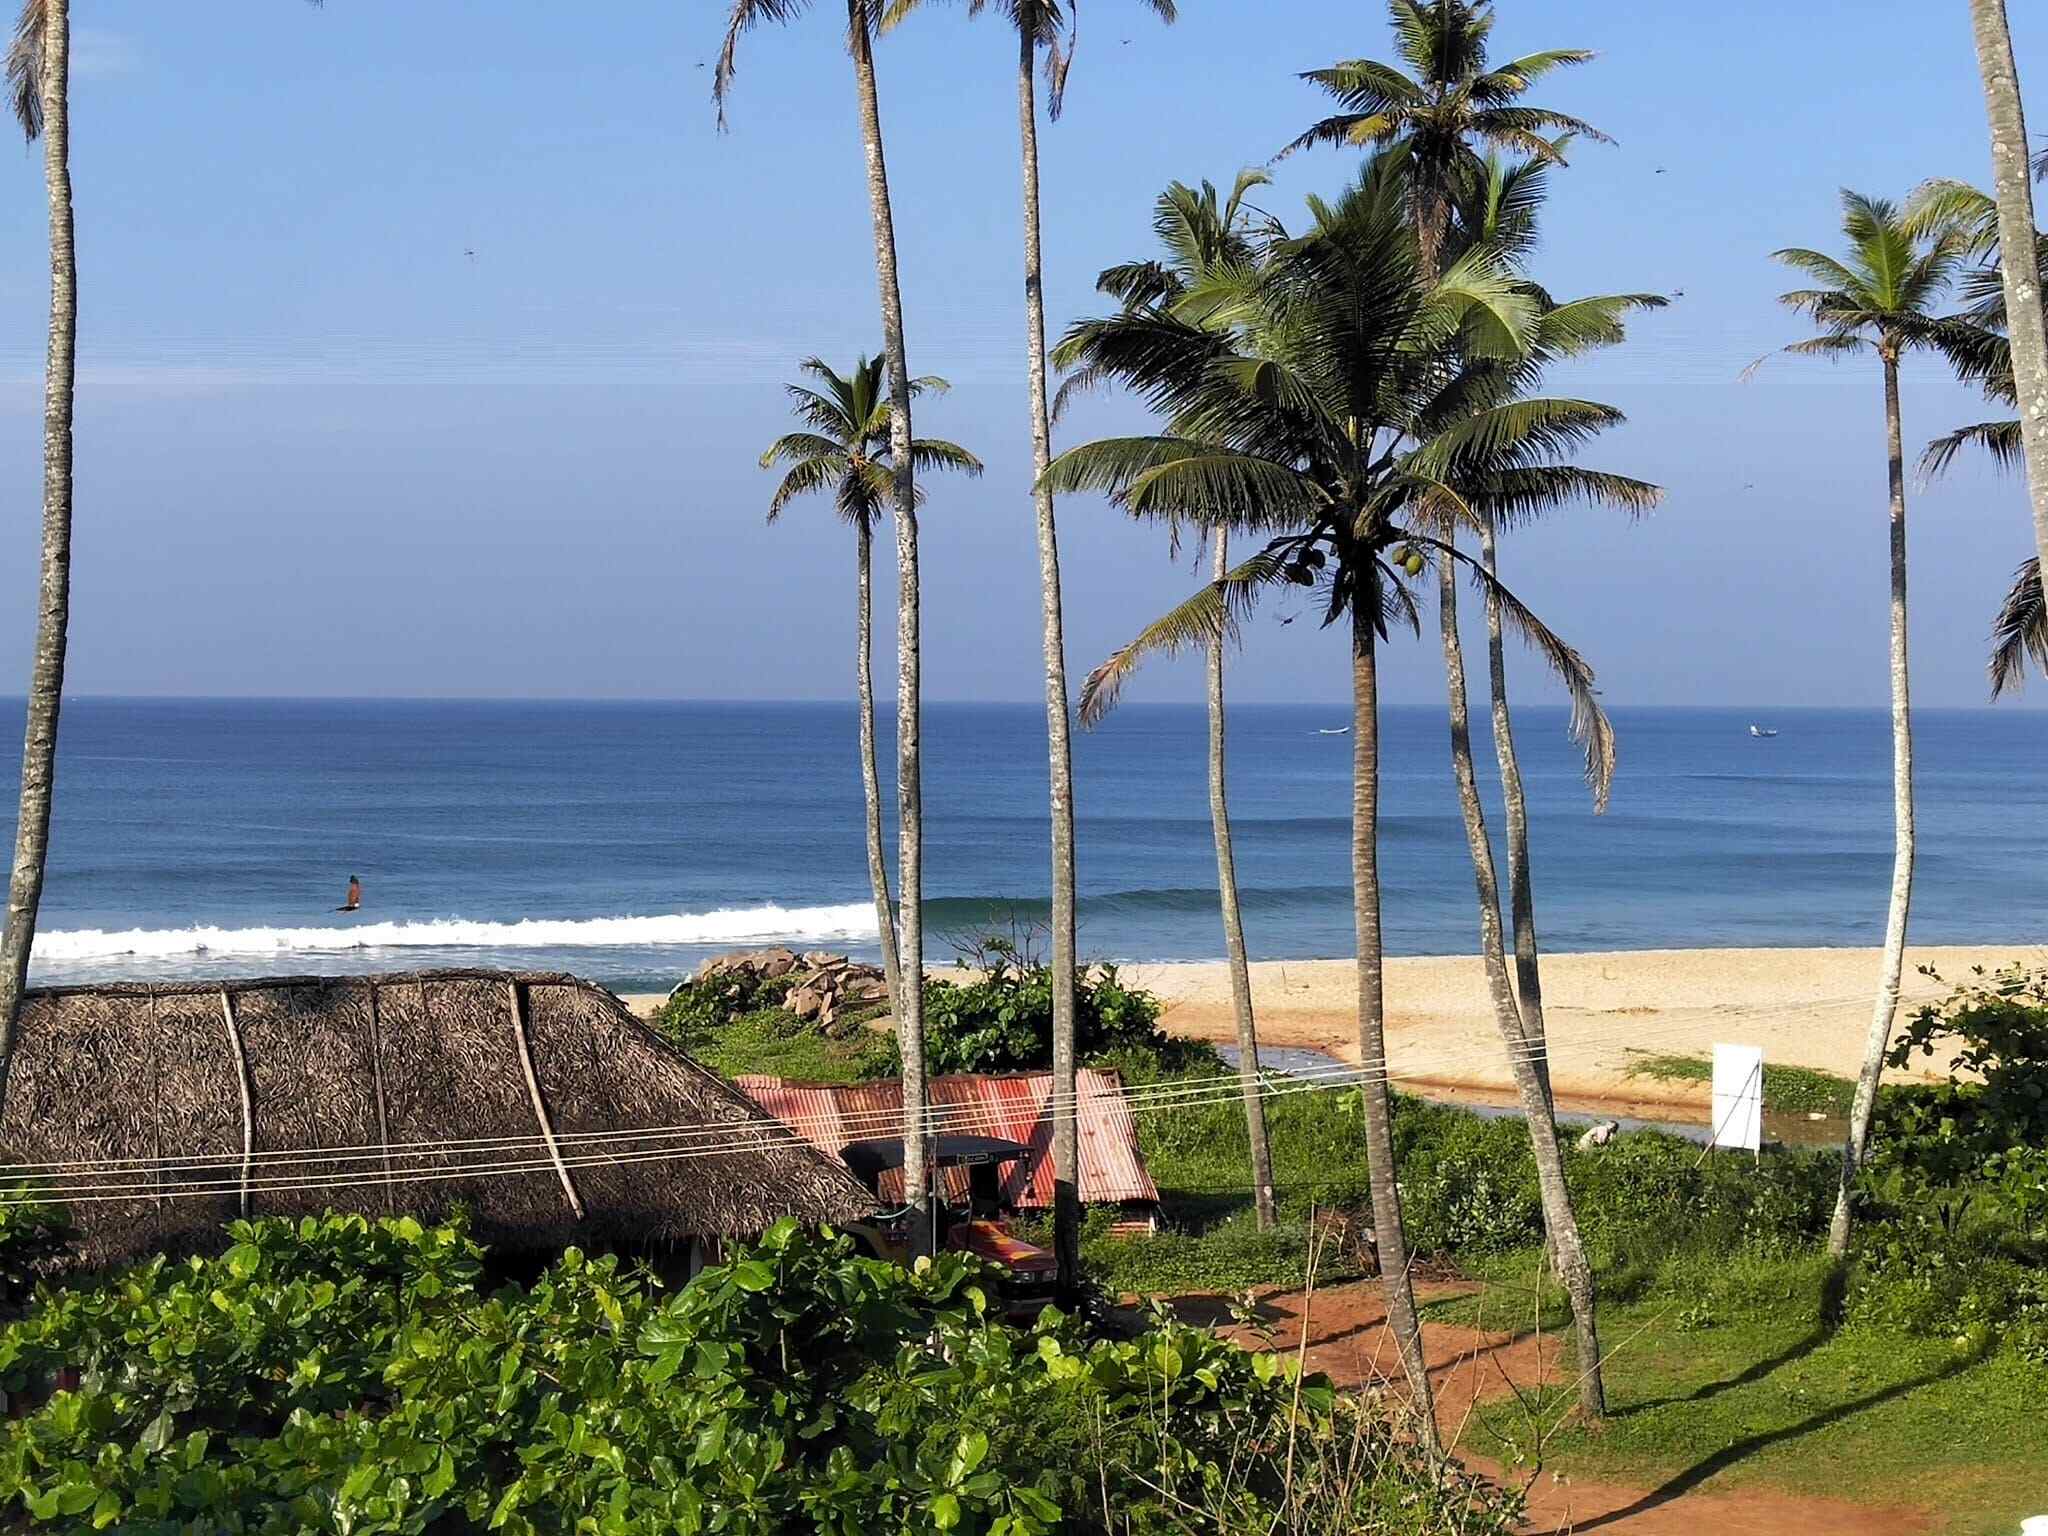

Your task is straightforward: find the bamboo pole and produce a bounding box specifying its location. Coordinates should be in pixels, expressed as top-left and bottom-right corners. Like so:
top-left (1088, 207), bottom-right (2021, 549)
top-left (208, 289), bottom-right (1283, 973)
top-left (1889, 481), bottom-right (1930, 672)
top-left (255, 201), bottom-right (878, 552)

top-left (506, 981), bottom-right (584, 1221)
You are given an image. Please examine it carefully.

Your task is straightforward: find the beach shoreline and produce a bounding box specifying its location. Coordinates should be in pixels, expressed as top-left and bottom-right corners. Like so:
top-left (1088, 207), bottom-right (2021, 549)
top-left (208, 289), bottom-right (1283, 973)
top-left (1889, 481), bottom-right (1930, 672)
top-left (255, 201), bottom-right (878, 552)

top-left (629, 943), bottom-right (2035, 1120)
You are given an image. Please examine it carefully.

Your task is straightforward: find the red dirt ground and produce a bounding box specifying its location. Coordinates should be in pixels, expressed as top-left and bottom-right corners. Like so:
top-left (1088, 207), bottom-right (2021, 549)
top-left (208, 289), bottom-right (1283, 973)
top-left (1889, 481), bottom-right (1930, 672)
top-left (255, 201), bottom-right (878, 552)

top-left (1169, 1279), bottom-right (1932, 1536)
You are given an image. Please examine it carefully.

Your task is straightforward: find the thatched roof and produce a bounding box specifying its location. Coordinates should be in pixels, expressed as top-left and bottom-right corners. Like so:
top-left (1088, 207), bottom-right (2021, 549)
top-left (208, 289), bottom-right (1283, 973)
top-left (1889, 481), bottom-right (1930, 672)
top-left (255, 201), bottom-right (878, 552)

top-left (1, 969), bottom-right (874, 1274)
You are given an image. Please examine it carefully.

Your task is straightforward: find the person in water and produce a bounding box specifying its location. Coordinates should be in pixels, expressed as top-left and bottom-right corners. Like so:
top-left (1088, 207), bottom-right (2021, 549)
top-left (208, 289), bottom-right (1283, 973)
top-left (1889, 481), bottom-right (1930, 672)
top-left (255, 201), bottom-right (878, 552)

top-left (338, 875), bottom-right (361, 913)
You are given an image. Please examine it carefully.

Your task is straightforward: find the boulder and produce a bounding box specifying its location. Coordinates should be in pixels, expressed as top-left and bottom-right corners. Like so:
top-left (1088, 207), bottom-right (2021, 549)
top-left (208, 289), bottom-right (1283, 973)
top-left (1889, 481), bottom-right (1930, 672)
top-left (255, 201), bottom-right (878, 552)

top-left (786, 986), bottom-right (826, 1021)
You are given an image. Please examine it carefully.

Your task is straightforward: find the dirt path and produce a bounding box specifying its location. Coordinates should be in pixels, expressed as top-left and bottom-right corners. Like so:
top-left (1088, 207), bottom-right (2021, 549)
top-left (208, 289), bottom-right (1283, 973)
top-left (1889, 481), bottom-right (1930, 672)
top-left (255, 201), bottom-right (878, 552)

top-left (1178, 1279), bottom-right (1931, 1536)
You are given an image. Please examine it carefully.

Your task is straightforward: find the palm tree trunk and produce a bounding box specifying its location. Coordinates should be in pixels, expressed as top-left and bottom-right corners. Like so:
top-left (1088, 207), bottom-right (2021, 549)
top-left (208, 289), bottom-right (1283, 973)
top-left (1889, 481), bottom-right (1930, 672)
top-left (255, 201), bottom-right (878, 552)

top-left (847, 1), bottom-right (929, 1251)
top-left (0, 0), bottom-right (75, 1112)
top-left (1351, 600), bottom-right (1438, 1449)
top-left (1013, 21), bottom-right (1082, 1301)
top-left (1210, 532), bottom-right (1276, 1230)
top-left (1438, 547), bottom-right (1603, 1420)
top-left (855, 518), bottom-right (903, 1014)
top-left (1829, 351), bottom-right (1916, 1258)
top-left (1481, 510), bottom-right (1553, 1109)
top-left (1968, 0), bottom-right (2048, 619)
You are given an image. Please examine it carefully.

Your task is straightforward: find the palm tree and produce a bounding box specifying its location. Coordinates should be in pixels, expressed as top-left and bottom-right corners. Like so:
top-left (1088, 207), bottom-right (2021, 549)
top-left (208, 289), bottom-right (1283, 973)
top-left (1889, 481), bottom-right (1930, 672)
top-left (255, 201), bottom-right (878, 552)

top-left (1286, 3), bottom-right (1605, 1118)
top-left (1048, 161), bottom-right (1611, 1444)
top-left (759, 357), bottom-right (982, 1019)
top-left (1284, 0), bottom-right (1604, 280)
top-left (1288, 6), bottom-right (1642, 1417)
top-left (0, 0), bottom-right (76, 1112)
top-left (881, 0), bottom-right (1174, 1299)
top-left (1055, 170), bottom-right (1282, 1231)
top-left (716, 0), bottom-right (936, 1246)
top-left (1966, 0), bottom-right (2048, 619)
top-left (1764, 191), bottom-right (1978, 1257)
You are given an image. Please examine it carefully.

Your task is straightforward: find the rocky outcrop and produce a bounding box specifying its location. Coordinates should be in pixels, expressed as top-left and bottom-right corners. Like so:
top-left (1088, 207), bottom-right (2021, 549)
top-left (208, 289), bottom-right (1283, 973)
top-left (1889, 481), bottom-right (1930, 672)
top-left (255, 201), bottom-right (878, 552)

top-left (687, 948), bottom-right (891, 1034)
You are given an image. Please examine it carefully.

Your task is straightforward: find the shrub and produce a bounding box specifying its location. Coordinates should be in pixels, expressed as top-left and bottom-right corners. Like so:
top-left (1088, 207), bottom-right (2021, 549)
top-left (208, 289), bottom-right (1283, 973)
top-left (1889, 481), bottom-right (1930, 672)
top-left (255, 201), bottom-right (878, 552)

top-left (0, 1214), bottom-right (1513, 1535)
top-left (893, 932), bottom-right (1208, 1078)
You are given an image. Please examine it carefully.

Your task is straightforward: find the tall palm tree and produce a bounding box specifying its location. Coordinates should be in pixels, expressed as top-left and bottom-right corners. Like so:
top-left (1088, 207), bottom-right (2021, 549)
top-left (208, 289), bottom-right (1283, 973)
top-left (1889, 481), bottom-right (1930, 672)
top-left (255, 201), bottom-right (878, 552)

top-left (882, 0), bottom-right (1174, 1299)
top-left (716, 0), bottom-right (936, 1246)
top-left (1399, 283), bottom-right (1661, 1422)
top-left (0, 0), bottom-right (76, 1111)
top-left (1288, 5), bottom-right (1640, 1416)
top-left (1966, 0), bottom-right (2048, 617)
top-left (1287, 2), bottom-right (1606, 1122)
top-left (1764, 191), bottom-right (1977, 1257)
top-left (1049, 161), bottom-right (1610, 1444)
top-left (1055, 170), bottom-right (1282, 1231)
top-left (759, 357), bottom-right (982, 1018)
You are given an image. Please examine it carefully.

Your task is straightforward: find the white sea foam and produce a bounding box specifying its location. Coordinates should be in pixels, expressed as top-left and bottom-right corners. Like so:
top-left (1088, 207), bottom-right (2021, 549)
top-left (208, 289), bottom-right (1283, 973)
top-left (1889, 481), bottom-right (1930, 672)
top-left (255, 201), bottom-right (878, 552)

top-left (30, 903), bottom-right (880, 963)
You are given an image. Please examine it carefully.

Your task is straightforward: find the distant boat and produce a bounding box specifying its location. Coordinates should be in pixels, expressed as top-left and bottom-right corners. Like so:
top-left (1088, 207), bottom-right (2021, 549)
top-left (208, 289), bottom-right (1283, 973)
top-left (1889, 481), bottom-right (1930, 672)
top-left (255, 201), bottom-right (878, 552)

top-left (1317, 727), bottom-right (1352, 736)
top-left (1749, 724), bottom-right (1779, 738)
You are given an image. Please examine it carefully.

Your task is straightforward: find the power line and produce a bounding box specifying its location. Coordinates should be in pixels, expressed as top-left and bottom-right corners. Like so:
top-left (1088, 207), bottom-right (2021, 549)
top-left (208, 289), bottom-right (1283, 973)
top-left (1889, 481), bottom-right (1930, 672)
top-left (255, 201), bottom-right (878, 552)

top-left (0, 990), bottom-right (1869, 1207)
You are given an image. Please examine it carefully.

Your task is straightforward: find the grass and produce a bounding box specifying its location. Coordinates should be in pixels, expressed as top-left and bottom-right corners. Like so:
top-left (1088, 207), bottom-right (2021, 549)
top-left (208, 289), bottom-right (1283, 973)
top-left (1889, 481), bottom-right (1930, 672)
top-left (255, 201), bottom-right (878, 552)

top-left (1448, 1248), bottom-right (2048, 1536)
top-left (675, 1006), bottom-right (894, 1083)
top-left (1624, 1050), bottom-right (1856, 1117)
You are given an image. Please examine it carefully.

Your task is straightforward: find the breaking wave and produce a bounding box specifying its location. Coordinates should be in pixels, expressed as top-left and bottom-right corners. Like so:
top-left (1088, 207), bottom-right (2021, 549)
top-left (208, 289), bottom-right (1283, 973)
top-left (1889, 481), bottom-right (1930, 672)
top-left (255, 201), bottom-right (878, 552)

top-left (30, 903), bottom-right (881, 964)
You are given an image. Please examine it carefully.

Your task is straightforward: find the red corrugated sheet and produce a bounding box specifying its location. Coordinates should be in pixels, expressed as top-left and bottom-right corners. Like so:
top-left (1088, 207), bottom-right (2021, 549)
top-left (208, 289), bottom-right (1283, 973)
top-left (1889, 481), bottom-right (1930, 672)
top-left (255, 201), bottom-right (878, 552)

top-left (736, 1070), bottom-right (1161, 1212)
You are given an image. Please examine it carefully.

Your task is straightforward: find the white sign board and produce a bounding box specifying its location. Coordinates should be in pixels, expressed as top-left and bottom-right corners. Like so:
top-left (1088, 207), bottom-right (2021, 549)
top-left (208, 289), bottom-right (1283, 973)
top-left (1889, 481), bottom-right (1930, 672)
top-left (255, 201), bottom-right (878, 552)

top-left (1710, 1043), bottom-right (1764, 1153)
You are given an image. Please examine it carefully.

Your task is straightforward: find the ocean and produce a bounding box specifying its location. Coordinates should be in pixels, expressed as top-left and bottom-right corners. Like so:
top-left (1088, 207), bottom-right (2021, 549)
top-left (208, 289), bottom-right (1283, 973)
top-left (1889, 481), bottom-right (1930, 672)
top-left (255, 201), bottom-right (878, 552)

top-left (5, 698), bottom-right (2045, 992)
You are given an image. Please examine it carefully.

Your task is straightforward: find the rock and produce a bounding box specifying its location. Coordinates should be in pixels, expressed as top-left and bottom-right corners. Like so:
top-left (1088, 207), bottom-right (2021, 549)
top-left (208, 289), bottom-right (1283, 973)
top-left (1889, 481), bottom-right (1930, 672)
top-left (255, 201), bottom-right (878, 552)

top-left (786, 986), bottom-right (825, 1021)
top-left (803, 950), bottom-right (840, 969)
top-left (1576, 1120), bottom-right (1621, 1151)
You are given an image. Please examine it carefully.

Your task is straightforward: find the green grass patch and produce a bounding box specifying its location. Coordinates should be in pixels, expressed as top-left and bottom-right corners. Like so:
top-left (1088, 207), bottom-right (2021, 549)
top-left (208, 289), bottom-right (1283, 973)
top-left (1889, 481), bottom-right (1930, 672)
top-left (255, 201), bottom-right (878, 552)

top-left (677, 1006), bottom-right (895, 1083)
top-left (1459, 1248), bottom-right (2048, 1536)
top-left (1625, 1050), bottom-right (1856, 1116)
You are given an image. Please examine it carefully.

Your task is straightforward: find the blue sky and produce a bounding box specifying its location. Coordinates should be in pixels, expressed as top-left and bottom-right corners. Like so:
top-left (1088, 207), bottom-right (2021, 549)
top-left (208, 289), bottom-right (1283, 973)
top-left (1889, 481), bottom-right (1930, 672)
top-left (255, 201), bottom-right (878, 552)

top-left (0, 0), bottom-right (2042, 709)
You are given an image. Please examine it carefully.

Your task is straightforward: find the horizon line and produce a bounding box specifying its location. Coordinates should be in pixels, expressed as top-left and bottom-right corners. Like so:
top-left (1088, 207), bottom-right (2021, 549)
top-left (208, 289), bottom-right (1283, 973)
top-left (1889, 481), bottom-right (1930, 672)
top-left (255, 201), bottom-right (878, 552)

top-left (7, 693), bottom-right (2037, 715)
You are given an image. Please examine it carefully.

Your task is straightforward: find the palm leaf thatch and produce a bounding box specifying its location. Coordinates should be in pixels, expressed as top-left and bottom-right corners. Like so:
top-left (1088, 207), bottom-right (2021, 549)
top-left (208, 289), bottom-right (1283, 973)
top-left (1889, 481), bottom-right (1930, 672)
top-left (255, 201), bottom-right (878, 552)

top-left (0, 969), bottom-right (874, 1275)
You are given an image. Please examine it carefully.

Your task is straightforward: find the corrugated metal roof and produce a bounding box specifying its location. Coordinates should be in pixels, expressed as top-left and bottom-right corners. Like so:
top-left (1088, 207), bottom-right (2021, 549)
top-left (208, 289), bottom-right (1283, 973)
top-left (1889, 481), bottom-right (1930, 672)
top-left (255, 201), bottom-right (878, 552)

top-left (736, 1070), bottom-right (1161, 1211)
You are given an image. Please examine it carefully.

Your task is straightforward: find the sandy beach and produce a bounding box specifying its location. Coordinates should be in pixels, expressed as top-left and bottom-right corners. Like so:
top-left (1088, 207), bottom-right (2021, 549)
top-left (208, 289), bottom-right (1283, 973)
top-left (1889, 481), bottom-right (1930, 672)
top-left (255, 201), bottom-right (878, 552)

top-left (630, 943), bottom-right (2038, 1120)
top-left (1119, 944), bottom-right (2034, 1116)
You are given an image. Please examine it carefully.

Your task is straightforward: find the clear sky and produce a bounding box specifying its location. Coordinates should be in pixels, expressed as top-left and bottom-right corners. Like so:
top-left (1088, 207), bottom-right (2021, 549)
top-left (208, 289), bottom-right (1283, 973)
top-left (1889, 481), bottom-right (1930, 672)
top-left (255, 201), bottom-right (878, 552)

top-left (0, 0), bottom-right (2043, 709)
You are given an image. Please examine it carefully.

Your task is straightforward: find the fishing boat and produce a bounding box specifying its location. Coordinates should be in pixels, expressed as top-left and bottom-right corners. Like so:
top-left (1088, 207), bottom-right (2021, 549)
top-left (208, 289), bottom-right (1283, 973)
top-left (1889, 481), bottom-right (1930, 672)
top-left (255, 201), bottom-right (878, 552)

top-left (1317, 727), bottom-right (1352, 736)
top-left (1748, 724), bottom-right (1779, 738)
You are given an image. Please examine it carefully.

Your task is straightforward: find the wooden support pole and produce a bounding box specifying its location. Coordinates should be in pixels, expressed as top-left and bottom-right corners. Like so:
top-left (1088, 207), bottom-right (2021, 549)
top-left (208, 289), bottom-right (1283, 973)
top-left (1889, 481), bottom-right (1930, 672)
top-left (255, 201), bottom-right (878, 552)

top-left (218, 989), bottom-right (254, 1220)
top-left (367, 983), bottom-right (395, 1214)
top-left (507, 981), bottom-right (584, 1221)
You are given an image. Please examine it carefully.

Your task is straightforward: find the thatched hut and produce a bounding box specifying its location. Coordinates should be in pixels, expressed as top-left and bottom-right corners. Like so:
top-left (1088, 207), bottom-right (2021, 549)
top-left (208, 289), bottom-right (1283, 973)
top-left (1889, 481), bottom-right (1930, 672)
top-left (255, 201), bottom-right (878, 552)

top-left (0, 969), bottom-right (873, 1274)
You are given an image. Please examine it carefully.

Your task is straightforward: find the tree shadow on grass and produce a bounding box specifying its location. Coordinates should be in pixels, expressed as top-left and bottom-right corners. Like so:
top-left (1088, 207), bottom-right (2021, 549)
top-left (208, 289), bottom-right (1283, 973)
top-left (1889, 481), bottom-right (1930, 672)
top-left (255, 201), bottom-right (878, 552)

top-left (1626, 1265), bottom-right (1849, 1412)
top-left (1573, 1349), bottom-right (1971, 1530)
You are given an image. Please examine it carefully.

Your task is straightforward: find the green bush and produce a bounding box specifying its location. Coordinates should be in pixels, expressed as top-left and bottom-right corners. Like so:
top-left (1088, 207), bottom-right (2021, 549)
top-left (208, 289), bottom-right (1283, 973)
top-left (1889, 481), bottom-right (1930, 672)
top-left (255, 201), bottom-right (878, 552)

top-left (0, 1213), bottom-right (1515, 1535)
top-left (887, 934), bottom-right (1210, 1078)
top-left (0, 1192), bottom-right (69, 1305)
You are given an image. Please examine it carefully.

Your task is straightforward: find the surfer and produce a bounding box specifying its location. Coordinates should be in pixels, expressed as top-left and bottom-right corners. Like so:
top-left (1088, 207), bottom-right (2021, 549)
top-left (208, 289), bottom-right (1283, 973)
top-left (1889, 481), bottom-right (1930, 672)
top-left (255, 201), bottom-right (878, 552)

top-left (337, 875), bottom-right (361, 913)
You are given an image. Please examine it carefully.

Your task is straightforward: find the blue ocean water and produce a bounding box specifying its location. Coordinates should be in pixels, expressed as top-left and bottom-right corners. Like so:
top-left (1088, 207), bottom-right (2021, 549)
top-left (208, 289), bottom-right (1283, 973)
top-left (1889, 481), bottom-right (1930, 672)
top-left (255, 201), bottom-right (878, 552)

top-left (5, 698), bottom-right (2045, 991)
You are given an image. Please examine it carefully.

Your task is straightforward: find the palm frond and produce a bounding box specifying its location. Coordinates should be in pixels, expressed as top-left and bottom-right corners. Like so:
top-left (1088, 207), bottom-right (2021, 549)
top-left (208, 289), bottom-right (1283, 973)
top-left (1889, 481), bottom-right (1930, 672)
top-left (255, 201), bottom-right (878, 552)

top-left (760, 431), bottom-right (847, 469)
top-left (908, 438), bottom-right (983, 477)
top-left (714, 0), bottom-right (816, 129)
top-left (765, 453), bottom-right (844, 522)
top-left (1460, 465), bottom-right (1661, 528)
top-left (6, 0), bottom-right (45, 142)
top-left (1990, 557), bottom-right (2048, 699)
top-left (1921, 419), bottom-right (2023, 479)
top-left (1078, 539), bottom-right (1293, 725)
top-left (1409, 529), bottom-right (1615, 808)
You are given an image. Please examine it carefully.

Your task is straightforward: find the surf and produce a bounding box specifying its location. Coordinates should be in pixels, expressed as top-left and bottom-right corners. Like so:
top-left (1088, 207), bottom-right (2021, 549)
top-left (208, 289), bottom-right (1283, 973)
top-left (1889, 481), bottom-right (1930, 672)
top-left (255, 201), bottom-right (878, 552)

top-left (29, 902), bottom-right (881, 965)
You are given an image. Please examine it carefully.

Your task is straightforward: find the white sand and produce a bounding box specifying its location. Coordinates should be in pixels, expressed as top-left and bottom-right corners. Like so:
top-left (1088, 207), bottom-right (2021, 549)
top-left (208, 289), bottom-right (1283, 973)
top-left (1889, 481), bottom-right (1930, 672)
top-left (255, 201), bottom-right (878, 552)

top-left (627, 943), bottom-right (2037, 1118)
